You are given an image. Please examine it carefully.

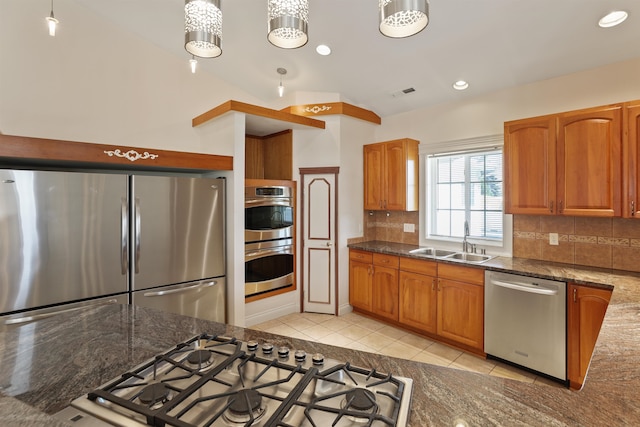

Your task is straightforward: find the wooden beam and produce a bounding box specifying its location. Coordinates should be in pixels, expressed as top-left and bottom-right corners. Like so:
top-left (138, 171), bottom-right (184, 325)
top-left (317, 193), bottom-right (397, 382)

top-left (282, 102), bottom-right (381, 125)
top-left (0, 134), bottom-right (233, 171)
top-left (192, 99), bottom-right (326, 129)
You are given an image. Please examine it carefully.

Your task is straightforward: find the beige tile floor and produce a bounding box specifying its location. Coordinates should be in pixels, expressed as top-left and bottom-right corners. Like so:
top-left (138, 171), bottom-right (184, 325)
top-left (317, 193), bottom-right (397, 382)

top-left (251, 311), bottom-right (562, 387)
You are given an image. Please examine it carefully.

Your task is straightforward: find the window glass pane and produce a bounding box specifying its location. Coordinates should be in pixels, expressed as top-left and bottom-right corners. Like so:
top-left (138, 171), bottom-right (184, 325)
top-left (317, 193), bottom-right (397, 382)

top-left (486, 211), bottom-right (503, 239)
top-left (436, 210), bottom-right (450, 236)
top-left (469, 155), bottom-right (485, 181)
top-left (451, 183), bottom-right (465, 209)
top-left (437, 183), bottom-right (450, 209)
top-left (486, 154), bottom-right (502, 181)
top-left (470, 211), bottom-right (485, 236)
top-left (469, 183), bottom-right (485, 210)
top-left (486, 182), bottom-right (503, 210)
top-left (437, 158), bottom-right (451, 183)
top-left (450, 157), bottom-right (465, 182)
top-left (451, 210), bottom-right (465, 237)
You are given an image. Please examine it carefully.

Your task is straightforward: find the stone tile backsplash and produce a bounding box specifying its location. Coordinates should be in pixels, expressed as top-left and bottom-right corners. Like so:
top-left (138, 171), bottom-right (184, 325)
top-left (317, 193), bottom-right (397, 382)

top-left (513, 215), bottom-right (640, 272)
top-left (361, 210), bottom-right (420, 246)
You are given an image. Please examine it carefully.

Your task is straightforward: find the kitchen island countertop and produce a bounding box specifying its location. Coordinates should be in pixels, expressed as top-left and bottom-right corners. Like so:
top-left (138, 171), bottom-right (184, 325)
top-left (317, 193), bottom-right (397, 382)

top-left (1, 283), bottom-right (640, 427)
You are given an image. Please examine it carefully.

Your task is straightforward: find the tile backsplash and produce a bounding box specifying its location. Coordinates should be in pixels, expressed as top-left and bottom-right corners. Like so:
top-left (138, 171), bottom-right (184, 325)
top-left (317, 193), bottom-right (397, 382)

top-left (359, 210), bottom-right (419, 245)
top-left (513, 215), bottom-right (640, 272)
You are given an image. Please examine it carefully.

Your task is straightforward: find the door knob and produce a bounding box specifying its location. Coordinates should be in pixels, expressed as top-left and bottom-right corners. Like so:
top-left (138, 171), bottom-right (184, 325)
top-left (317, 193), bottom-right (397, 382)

top-left (326, 241), bottom-right (333, 247)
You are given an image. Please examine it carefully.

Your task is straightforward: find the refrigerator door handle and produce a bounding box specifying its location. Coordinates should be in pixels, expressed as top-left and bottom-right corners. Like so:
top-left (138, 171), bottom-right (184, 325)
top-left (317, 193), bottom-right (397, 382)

top-left (3, 299), bottom-right (120, 326)
top-left (121, 197), bottom-right (128, 275)
top-left (142, 281), bottom-right (217, 297)
top-left (135, 197), bottom-right (141, 274)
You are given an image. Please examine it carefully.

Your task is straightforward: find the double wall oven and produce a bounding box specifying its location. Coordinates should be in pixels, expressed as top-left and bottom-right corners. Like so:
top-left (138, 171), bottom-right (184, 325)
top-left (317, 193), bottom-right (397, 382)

top-left (245, 185), bottom-right (294, 298)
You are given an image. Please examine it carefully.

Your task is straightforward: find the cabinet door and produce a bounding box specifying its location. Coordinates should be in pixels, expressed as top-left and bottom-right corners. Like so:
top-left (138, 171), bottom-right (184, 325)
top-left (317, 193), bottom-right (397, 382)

top-left (384, 140), bottom-right (407, 211)
top-left (504, 116), bottom-right (556, 215)
top-left (399, 271), bottom-right (437, 334)
top-left (557, 105), bottom-right (622, 217)
top-left (437, 278), bottom-right (484, 350)
top-left (349, 260), bottom-right (372, 311)
top-left (371, 265), bottom-right (399, 321)
top-left (567, 283), bottom-right (612, 390)
top-left (624, 103), bottom-right (640, 218)
top-left (364, 143), bottom-right (384, 210)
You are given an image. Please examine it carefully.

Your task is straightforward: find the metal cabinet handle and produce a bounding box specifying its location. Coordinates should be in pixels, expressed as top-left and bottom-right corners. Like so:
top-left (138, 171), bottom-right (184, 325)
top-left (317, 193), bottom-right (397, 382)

top-left (632, 201), bottom-right (636, 217)
top-left (121, 197), bottom-right (128, 275)
top-left (550, 200), bottom-right (554, 213)
top-left (143, 281), bottom-right (217, 297)
top-left (573, 287), bottom-right (577, 303)
top-left (559, 200), bottom-right (563, 214)
top-left (437, 279), bottom-right (441, 291)
top-left (135, 197), bottom-right (141, 274)
top-left (4, 299), bottom-right (120, 326)
top-left (431, 278), bottom-right (435, 291)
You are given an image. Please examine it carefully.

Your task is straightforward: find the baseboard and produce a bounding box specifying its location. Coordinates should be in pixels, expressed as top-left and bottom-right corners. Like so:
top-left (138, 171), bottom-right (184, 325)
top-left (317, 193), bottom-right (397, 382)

top-left (245, 301), bottom-right (298, 327)
top-left (338, 303), bottom-right (353, 317)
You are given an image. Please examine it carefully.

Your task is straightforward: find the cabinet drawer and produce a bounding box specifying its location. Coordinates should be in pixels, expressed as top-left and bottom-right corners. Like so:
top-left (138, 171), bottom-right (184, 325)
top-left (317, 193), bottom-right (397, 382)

top-left (437, 263), bottom-right (484, 285)
top-left (373, 253), bottom-right (399, 268)
top-left (350, 249), bottom-right (373, 263)
top-left (399, 257), bottom-right (437, 276)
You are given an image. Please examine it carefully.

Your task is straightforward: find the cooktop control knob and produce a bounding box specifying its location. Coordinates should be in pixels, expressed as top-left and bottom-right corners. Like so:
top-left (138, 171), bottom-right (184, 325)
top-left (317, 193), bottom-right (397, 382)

top-left (277, 346), bottom-right (290, 358)
top-left (262, 343), bottom-right (274, 354)
top-left (246, 340), bottom-right (258, 352)
top-left (312, 353), bottom-right (325, 365)
top-left (294, 350), bottom-right (307, 362)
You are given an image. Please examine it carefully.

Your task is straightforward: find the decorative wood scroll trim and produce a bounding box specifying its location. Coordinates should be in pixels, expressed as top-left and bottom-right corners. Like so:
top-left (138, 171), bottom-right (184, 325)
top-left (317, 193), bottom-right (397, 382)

top-left (0, 134), bottom-right (233, 171)
top-left (192, 99), bottom-right (326, 130)
top-left (282, 102), bottom-right (381, 125)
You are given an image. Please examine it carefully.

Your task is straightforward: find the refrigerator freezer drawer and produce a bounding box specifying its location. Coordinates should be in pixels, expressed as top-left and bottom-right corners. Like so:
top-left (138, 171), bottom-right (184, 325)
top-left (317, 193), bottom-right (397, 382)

top-left (131, 278), bottom-right (225, 323)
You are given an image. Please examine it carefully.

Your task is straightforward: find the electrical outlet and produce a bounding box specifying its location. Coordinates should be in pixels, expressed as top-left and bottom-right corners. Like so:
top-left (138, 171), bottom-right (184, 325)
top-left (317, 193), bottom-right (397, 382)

top-left (549, 233), bottom-right (559, 245)
top-left (403, 223), bottom-right (415, 233)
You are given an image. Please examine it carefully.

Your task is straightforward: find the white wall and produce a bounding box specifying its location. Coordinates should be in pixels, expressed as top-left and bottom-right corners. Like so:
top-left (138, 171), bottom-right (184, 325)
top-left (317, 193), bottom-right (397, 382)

top-left (0, 0), bottom-right (259, 154)
top-left (375, 57), bottom-right (640, 144)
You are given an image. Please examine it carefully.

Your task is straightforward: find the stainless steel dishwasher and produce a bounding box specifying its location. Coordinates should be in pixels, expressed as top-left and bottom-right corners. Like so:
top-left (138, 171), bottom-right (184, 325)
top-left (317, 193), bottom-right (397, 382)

top-left (485, 270), bottom-right (567, 381)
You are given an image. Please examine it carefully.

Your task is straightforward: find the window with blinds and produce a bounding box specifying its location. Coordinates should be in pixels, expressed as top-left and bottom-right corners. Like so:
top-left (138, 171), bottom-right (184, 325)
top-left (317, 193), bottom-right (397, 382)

top-left (428, 149), bottom-right (503, 241)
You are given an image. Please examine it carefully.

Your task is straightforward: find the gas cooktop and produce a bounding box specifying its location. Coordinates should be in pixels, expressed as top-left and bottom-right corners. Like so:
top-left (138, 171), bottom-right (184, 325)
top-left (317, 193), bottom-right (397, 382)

top-left (54, 333), bottom-right (413, 427)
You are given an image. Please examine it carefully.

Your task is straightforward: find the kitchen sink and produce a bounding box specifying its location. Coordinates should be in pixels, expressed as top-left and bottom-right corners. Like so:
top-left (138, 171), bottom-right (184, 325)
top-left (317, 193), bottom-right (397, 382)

top-left (408, 247), bottom-right (458, 258)
top-left (443, 252), bottom-right (495, 264)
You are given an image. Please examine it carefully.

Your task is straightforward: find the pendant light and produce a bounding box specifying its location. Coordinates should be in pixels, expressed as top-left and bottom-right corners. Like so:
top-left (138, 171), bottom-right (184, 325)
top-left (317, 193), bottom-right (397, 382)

top-left (379, 0), bottom-right (429, 38)
top-left (267, 0), bottom-right (309, 49)
top-left (277, 68), bottom-right (287, 97)
top-left (45, 0), bottom-right (59, 37)
top-left (184, 0), bottom-right (222, 58)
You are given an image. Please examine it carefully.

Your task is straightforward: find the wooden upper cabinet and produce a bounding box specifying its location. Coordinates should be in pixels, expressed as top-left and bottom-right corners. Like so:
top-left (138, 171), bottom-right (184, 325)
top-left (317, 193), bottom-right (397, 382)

top-left (624, 102), bottom-right (640, 218)
top-left (504, 116), bottom-right (556, 215)
top-left (363, 138), bottom-right (419, 211)
top-left (557, 105), bottom-right (622, 217)
top-left (504, 103), bottom-right (622, 217)
top-left (364, 143), bottom-right (385, 210)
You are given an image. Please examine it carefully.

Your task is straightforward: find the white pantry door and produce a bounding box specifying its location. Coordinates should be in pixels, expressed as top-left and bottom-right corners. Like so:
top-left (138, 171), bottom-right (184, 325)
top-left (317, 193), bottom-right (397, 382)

top-left (301, 168), bottom-right (339, 315)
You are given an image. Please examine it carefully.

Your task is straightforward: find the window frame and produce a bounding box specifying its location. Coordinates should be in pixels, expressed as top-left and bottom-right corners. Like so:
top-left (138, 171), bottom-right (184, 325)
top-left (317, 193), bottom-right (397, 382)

top-left (418, 134), bottom-right (512, 256)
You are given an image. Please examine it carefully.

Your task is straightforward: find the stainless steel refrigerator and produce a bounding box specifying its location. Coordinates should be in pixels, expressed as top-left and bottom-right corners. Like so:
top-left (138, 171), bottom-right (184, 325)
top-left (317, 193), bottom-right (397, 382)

top-left (0, 169), bottom-right (226, 327)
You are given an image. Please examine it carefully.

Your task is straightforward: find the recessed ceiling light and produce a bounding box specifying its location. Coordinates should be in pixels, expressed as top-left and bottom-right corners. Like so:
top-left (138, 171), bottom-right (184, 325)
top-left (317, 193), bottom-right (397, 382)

top-left (316, 44), bottom-right (331, 56)
top-left (453, 80), bottom-right (469, 90)
top-left (598, 10), bottom-right (628, 28)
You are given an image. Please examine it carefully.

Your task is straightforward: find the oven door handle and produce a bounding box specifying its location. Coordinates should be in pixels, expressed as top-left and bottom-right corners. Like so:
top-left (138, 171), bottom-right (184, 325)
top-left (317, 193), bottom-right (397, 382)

top-left (491, 280), bottom-right (558, 296)
top-left (245, 198), bottom-right (292, 208)
top-left (245, 247), bottom-right (293, 261)
top-left (142, 281), bottom-right (217, 297)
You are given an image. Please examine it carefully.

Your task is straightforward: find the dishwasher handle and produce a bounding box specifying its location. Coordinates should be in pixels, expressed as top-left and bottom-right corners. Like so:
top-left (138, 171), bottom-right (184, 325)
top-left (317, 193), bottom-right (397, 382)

top-left (491, 279), bottom-right (558, 296)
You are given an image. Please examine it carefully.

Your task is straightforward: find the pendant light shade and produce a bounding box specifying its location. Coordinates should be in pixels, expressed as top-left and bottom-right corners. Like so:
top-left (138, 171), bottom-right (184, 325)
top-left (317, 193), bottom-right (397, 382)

top-left (379, 0), bottom-right (429, 38)
top-left (45, 0), bottom-right (59, 37)
top-left (267, 0), bottom-right (309, 49)
top-left (185, 0), bottom-right (222, 58)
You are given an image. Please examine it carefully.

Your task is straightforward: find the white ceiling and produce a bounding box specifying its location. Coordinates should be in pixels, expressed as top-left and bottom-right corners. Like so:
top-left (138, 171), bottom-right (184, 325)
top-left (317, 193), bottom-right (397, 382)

top-left (31, 1), bottom-right (640, 117)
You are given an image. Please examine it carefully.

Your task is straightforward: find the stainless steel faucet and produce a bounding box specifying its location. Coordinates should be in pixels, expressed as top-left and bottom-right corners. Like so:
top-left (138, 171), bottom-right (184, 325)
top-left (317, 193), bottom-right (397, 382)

top-left (463, 220), bottom-right (470, 253)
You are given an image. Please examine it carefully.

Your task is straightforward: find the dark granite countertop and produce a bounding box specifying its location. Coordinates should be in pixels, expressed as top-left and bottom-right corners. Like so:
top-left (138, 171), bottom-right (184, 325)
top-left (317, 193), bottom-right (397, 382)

top-left (1, 298), bottom-right (639, 426)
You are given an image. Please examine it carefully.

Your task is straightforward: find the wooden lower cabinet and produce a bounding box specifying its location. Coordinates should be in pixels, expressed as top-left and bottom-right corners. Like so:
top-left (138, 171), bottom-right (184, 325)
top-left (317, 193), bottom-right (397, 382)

top-left (567, 283), bottom-right (612, 390)
top-left (399, 271), bottom-right (437, 334)
top-left (372, 266), bottom-right (399, 321)
top-left (350, 250), bottom-right (485, 353)
top-left (437, 278), bottom-right (484, 350)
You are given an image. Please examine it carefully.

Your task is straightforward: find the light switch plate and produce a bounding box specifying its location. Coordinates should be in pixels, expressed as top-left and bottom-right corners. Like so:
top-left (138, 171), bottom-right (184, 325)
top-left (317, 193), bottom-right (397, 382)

top-left (403, 223), bottom-right (415, 233)
top-left (549, 233), bottom-right (559, 245)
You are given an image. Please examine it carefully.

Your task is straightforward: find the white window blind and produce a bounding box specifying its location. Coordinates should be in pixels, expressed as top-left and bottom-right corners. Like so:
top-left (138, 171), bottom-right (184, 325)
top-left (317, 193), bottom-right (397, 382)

top-left (428, 149), bottom-right (503, 240)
